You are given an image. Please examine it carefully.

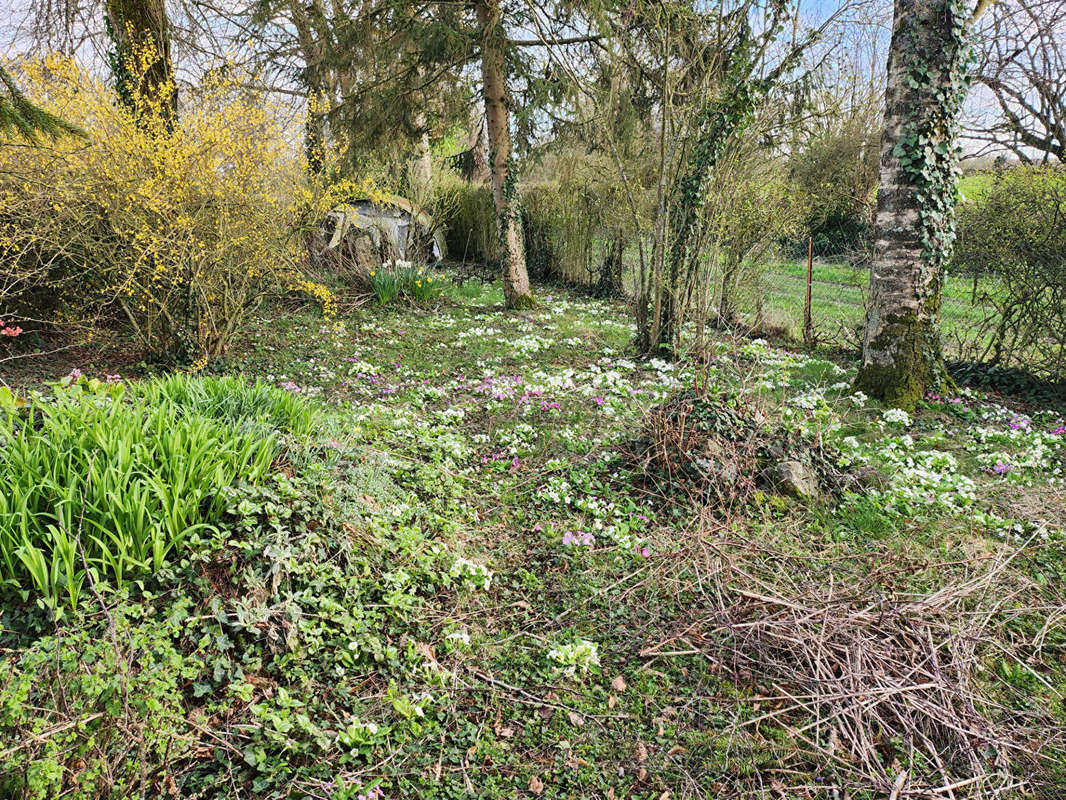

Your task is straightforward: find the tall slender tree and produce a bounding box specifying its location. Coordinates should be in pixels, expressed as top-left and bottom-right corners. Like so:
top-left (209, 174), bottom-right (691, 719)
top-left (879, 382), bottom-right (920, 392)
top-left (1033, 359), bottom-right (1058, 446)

top-left (476, 0), bottom-right (533, 308)
top-left (855, 0), bottom-right (990, 407)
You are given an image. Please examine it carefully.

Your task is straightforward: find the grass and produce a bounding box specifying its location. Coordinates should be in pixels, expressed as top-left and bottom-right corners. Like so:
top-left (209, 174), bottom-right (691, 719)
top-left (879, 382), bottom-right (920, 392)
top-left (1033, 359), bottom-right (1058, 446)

top-left (736, 258), bottom-right (1000, 352)
top-left (1, 281), bottom-right (1064, 798)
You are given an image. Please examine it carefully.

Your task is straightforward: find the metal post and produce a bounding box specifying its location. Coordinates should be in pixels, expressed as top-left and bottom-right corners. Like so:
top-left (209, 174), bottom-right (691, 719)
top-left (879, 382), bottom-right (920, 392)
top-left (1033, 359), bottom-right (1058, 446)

top-left (803, 236), bottom-right (814, 345)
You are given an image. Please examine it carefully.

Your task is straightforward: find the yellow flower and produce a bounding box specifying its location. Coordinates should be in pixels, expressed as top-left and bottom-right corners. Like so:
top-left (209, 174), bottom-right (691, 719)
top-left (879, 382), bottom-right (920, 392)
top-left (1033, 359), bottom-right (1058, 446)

top-left (369, 270), bottom-right (376, 277)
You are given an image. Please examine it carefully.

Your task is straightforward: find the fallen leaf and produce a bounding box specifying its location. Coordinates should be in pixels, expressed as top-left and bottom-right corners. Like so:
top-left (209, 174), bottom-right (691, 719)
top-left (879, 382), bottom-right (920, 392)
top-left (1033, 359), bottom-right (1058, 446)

top-left (567, 710), bottom-right (585, 727)
top-left (637, 767), bottom-right (647, 782)
top-left (611, 674), bottom-right (627, 692)
top-left (607, 694), bottom-right (617, 709)
top-left (537, 705), bottom-right (554, 721)
top-left (635, 741), bottom-right (648, 762)
top-left (666, 745), bottom-right (688, 756)
top-left (528, 775), bottom-right (544, 795)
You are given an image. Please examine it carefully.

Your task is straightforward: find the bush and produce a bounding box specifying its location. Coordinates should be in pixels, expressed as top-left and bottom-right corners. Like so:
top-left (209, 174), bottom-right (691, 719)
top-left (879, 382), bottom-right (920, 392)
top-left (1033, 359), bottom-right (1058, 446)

top-left (431, 171), bottom-right (496, 265)
top-left (0, 55), bottom-right (335, 365)
top-left (952, 166), bottom-right (1066, 379)
top-left (789, 114), bottom-right (879, 257)
top-left (0, 374), bottom-right (312, 613)
top-left (521, 150), bottom-right (636, 295)
top-left (707, 161), bottom-right (803, 327)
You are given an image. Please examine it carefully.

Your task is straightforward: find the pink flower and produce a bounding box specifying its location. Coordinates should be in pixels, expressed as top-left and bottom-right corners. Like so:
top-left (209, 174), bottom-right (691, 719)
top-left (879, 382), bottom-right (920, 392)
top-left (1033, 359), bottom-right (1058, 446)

top-left (635, 545), bottom-right (650, 558)
top-left (67, 368), bottom-right (82, 380)
top-left (0, 325), bottom-right (22, 337)
top-left (591, 396), bottom-right (606, 406)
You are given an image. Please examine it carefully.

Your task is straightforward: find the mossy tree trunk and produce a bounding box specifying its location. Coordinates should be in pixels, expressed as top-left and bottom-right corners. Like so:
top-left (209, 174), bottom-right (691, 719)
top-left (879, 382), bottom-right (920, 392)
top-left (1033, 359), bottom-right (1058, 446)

top-left (476, 0), bottom-right (534, 309)
top-left (855, 0), bottom-right (975, 408)
top-left (105, 0), bottom-right (175, 121)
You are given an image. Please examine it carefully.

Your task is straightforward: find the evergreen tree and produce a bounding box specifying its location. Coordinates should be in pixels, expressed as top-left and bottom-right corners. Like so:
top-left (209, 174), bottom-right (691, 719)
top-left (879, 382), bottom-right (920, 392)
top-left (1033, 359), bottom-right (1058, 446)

top-left (0, 64), bottom-right (84, 142)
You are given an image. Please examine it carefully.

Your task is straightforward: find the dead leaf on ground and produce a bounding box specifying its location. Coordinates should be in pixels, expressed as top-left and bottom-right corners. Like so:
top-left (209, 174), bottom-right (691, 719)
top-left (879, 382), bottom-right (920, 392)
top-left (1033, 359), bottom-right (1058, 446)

top-left (611, 674), bottom-right (627, 692)
top-left (528, 775), bottom-right (544, 795)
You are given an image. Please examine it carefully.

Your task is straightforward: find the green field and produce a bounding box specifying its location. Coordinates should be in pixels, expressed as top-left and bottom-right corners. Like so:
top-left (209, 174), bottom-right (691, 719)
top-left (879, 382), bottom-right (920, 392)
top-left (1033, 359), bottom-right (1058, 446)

top-left (732, 259), bottom-right (999, 355)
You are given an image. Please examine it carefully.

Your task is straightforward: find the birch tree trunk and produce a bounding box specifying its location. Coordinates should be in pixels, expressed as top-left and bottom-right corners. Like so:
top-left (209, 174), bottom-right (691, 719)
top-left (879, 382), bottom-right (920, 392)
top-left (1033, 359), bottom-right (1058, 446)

top-left (476, 0), bottom-right (534, 309)
top-left (855, 0), bottom-right (973, 408)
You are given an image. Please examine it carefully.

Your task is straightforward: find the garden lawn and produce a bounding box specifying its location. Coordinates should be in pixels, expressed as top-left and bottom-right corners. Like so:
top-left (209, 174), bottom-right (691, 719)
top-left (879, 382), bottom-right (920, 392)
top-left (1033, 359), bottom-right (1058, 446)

top-left (1, 281), bottom-right (1064, 799)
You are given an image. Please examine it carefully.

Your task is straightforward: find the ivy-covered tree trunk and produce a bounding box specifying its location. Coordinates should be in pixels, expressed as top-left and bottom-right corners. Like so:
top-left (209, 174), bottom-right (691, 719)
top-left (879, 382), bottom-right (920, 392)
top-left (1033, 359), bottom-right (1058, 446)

top-left (855, 0), bottom-right (973, 408)
top-left (475, 0), bottom-right (534, 309)
top-left (105, 0), bottom-right (175, 120)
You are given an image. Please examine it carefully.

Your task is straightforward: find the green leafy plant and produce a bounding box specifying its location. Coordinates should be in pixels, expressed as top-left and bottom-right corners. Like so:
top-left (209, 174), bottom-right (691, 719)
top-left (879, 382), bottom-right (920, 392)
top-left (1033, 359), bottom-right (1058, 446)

top-left (0, 374), bottom-right (311, 612)
top-left (368, 260), bottom-right (444, 305)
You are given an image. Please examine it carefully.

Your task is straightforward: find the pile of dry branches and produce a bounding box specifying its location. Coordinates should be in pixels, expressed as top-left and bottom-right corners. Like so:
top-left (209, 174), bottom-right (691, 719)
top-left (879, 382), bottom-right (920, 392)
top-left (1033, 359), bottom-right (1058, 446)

top-left (629, 388), bottom-right (855, 509)
top-left (642, 531), bottom-right (1066, 798)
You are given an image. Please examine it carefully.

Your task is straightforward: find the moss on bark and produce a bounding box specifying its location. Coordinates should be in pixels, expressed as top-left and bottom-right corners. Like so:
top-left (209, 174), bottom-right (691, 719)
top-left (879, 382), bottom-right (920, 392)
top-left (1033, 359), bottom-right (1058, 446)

top-left (504, 292), bottom-right (536, 310)
top-left (854, 312), bottom-right (952, 409)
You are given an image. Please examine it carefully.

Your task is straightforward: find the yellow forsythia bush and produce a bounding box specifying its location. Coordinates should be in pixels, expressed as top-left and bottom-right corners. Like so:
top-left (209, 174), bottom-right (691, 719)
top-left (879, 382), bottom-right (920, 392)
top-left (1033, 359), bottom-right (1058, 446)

top-left (0, 54), bottom-right (337, 363)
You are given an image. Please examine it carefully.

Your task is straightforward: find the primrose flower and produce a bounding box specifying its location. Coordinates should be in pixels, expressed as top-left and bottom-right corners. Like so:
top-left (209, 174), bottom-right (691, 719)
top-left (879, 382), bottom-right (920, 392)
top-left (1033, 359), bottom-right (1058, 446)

top-left (882, 408), bottom-right (911, 427)
top-left (562, 531), bottom-right (594, 547)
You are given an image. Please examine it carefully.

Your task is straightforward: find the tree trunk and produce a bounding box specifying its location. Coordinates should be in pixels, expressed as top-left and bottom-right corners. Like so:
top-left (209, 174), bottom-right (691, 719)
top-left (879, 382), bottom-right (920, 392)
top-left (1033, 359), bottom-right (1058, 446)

top-left (476, 0), bottom-right (534, 309)
top-left (407, 111), bottom-right (433, 201)
top-left (465, 111), bottom-right (491, 183)
top-left (105, 0), bottom-right (175, 120)
top-left (290, 0), bottom-right (329, 174)
top-left (855, 0), bottom-right (972, 408)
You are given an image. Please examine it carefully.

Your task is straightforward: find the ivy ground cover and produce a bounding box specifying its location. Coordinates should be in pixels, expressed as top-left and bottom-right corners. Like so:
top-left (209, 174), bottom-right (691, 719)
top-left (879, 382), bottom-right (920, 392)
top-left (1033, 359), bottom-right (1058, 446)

top-left (1, 282), bottom-right (1064, 799)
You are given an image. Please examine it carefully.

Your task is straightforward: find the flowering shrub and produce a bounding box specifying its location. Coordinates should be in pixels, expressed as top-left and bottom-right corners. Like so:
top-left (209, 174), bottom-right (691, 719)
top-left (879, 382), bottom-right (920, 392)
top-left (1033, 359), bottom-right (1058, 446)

top-left (0, 54), bottom-right (337, 363)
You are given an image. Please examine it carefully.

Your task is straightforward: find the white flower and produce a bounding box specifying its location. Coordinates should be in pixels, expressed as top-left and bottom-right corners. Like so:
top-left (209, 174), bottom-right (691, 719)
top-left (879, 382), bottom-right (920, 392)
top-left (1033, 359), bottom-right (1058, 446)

top-left (446, 630), bottom-right (471, 646)
top-left (882, 408), bottom-right (911, 427)
top-left (547, 639), bottom-right (601, 677)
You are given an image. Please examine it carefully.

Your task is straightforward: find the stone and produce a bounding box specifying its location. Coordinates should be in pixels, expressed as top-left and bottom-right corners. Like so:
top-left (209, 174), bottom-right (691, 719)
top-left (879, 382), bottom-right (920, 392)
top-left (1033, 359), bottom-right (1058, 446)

top-left (774, 460), bottom-right (819, 500)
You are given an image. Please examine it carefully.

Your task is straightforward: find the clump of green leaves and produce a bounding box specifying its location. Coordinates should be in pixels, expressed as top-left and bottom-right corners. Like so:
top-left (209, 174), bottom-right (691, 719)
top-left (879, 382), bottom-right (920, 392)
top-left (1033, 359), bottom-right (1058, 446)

top-left (0, 374), bottom-right (312, 613)
top-left (368, 260), bottom-right (444, 305)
